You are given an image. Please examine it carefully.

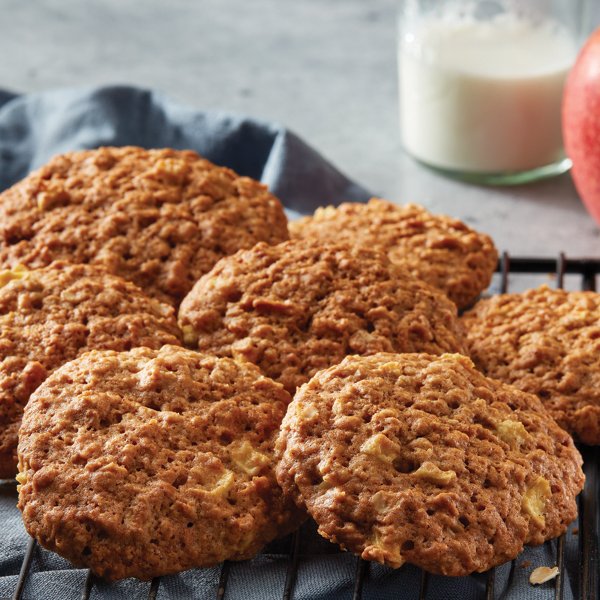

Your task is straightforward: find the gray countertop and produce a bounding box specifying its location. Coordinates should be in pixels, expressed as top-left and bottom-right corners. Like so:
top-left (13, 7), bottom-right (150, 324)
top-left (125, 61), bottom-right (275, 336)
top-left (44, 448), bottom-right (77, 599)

top-left (1, 0), bottom-right (599, 256)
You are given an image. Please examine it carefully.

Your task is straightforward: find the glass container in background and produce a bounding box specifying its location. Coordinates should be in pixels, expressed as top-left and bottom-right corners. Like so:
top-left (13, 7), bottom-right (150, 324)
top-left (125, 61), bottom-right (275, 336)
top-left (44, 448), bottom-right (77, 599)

top-left (398, 0), bottom-right (591, 184)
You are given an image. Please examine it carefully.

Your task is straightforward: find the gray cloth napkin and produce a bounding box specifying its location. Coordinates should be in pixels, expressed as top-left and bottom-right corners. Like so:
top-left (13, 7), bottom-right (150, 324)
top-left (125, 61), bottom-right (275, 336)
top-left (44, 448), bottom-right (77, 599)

top-left (0, 85), bottom-right (581, 600)
top-left (0, 85), bottom-right (369, 216)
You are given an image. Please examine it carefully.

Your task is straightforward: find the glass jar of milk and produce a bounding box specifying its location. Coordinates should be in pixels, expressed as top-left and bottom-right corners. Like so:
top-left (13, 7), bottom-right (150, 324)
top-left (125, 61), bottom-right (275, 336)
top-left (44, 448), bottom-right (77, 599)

top-left (398, 0), bottom-right (586, 184)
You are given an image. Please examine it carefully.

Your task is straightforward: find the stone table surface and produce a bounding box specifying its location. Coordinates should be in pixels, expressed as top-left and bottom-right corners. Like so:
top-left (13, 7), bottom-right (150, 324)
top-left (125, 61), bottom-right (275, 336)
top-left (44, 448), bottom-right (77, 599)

top-left (1, 0), bottom-right (600, 257)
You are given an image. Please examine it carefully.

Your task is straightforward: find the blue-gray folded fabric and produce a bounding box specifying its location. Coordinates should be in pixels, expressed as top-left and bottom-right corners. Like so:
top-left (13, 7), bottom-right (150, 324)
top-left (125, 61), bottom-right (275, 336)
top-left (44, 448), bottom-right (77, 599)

top-left (0, 480), bottom-right (580, 600)
top-left (0, 85), bottom-right (580, 600)
top-left (0, 85), bottom-right (370, 217)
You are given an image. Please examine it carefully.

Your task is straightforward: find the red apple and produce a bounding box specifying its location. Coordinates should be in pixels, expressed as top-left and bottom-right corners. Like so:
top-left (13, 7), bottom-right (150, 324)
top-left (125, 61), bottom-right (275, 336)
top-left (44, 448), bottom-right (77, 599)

top-left (563, 27), bottom-right (600, 225)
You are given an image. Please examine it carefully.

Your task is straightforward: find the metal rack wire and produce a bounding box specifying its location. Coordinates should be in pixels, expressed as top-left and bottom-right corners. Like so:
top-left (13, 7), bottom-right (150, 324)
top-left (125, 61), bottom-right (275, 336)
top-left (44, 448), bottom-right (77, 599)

top-left (7, 254), bottom-right (600, 600)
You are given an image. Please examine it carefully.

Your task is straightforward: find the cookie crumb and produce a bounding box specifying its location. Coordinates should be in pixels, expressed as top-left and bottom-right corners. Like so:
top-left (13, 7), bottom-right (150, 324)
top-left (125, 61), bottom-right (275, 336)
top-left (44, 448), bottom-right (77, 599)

top-left (572, 528), bottom-right (579, 535)
top-left (520, 560), bottom-right (532, 568)
top-left (530, 566), bottom-right (559, 585)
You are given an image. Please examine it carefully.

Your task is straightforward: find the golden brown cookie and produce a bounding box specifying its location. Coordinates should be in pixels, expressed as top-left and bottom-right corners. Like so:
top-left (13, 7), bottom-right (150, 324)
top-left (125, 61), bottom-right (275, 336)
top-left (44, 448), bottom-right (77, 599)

top-left (0, 262), bottom-right (181, 479)
top-left (178, 241), bottom-right (466, 393)
top-left (290, 198), bottom-right (498, 309)
top-left (462, 286), bottom-right (600, 445)
top-left (0, 147), bottom-right (289, 306)
top-left (276, 353), bottom-right (584, 576)
top-left (18, 345), bottom-right (302, 581)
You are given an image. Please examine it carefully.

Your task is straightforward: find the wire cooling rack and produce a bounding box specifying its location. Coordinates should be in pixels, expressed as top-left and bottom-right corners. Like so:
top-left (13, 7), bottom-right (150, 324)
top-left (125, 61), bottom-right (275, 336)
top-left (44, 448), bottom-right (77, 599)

top-left (3, 254), bottom-right (600, 600)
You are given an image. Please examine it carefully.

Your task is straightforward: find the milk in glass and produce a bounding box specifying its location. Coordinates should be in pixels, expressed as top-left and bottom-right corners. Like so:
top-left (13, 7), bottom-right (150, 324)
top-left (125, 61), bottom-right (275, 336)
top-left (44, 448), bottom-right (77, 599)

top-left (399, 11), bottom-right (577, 174)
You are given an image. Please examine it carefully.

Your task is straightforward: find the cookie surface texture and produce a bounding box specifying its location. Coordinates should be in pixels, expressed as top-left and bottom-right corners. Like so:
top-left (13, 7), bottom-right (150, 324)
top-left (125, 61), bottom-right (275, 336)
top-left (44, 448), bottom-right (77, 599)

top-left (18, 345), bottom-right (301, 580)
top-left (290, 198), bottom-right (498, 309)
top-left (0, 146), bottom-right (289, 305)
top-left (179, 241), bottom-right (466, 393)
top-left (0, 262), bottom-right (181, 478)
top-left (462, 286), bottom-right (600, 444)
top-left (276, 353), bottom-right (584, 576)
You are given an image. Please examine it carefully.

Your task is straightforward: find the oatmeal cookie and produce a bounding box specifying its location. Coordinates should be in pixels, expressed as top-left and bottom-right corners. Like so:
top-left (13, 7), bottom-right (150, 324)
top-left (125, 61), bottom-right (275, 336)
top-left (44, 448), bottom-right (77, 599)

top-left (0, 146), bottom-right (288, 306)
top-left (18, 345), bottom-right (302, 581)
top-left (0, 262), bottom-right (181, 478)
top-left (290, 198), bottom-right (498, 309)
top-left (462, 286), bottom-right (600, 444)
top-left (178, 241), bottom-right (466, 393)
top-left (276, 353), bottom-right (584, 576)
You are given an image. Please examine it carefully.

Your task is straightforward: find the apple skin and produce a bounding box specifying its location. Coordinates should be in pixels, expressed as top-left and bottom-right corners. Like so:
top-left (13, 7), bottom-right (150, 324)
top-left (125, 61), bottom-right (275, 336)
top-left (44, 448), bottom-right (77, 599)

top-left (563, 27), bottom-right (600, 225)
